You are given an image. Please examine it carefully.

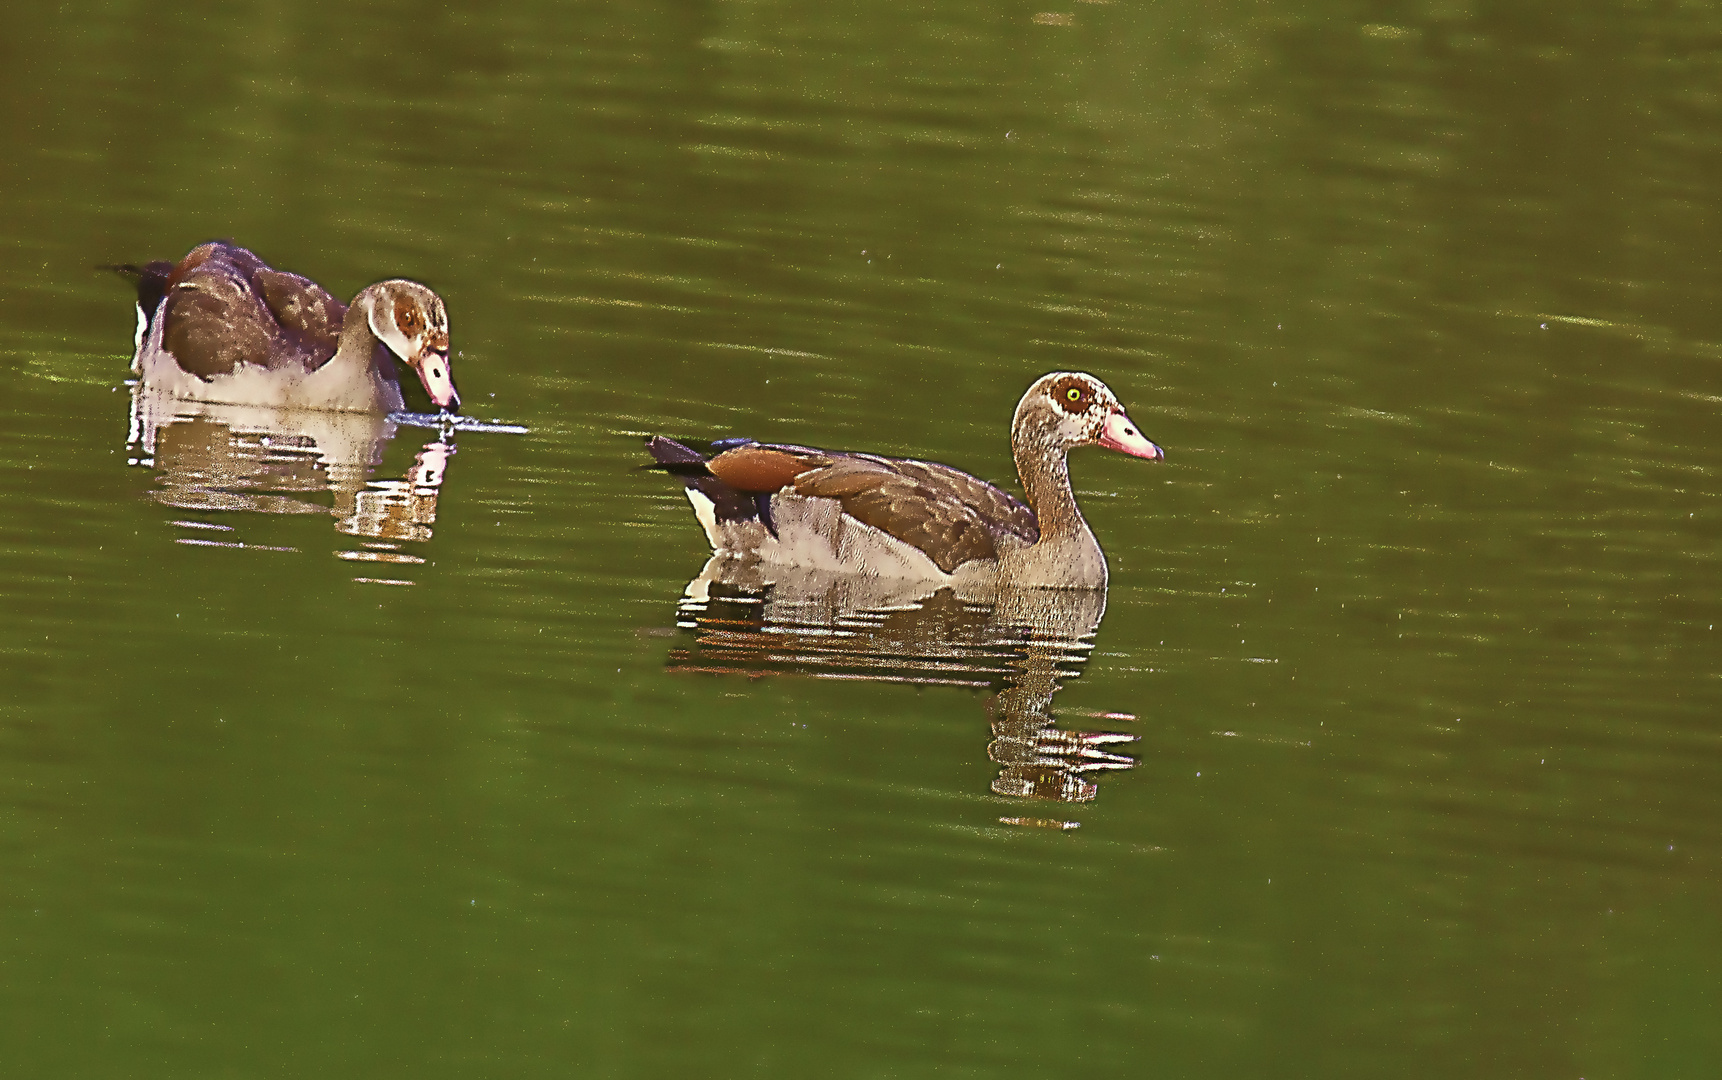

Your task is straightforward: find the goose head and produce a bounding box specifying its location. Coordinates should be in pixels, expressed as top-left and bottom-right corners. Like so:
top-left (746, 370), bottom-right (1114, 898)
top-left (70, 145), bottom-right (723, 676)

top-left (1014, 371), bottom-right (1162, 461)
top-left (360, 280), bottom-right (460, 412)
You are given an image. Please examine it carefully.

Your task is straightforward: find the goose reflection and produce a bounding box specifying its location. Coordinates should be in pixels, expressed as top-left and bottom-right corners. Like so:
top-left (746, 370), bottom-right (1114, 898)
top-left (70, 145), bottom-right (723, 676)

top-left (668, 555), bottom-right (1138, 809)
top-left (125, 382), bottom-right (455, 574)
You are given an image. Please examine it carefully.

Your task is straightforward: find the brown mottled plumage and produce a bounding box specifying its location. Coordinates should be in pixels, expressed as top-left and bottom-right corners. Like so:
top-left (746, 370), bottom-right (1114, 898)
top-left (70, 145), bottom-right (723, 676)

top-left (706, 447), bottom-right (1039, 573)
top-left (151, 244), bottom-right (347, 378)
top-left (646, 371), bottom-right (1164, 589)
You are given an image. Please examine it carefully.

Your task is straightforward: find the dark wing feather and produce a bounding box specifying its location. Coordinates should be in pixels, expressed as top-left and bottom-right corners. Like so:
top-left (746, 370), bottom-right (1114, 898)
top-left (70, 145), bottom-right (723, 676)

top-left (793, 453), bottom-right (1037, 574)
top-left (646, 435), bottom-right (711, 469)
top-left (646, 436), bottom-right (762, 525)
top-left (107, 260), bottom-right (177, 334)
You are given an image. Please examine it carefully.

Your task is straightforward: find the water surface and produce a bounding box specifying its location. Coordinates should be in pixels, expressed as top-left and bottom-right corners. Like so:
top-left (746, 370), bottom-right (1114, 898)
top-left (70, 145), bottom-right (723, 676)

top-left (3, 2), bottom-right (1721, 1076)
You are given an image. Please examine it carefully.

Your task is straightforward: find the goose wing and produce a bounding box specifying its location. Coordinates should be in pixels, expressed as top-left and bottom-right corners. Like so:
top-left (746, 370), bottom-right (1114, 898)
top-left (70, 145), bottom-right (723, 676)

top-left (154, 243), bottom-right (338, 378)
top-left (253, 269), bottom-right (347, 367)
top-left (709, 444), bottom-right (1037, 574)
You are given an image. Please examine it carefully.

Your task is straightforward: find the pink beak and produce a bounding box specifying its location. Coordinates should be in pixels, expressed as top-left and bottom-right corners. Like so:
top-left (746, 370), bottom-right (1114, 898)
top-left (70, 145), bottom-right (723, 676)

top-left (1098, 410), bottom-right (1163, 460)
top-left (417, 350), bottom-right (460, 412)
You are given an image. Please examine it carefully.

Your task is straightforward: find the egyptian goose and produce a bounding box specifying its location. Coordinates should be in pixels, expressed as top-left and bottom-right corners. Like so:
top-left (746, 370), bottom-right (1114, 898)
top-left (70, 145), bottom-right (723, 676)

top-left (647, 371), bottom-right (1162, 589)
top-left (115, 242), bottom-right (460, 413)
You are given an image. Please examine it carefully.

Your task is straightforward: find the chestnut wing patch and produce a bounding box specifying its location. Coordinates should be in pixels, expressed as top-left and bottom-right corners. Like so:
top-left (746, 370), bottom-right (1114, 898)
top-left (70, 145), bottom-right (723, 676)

top-left (794, 455), bottom-right (1037, 574)
top-left (707, 445), bottom-right (828, 494)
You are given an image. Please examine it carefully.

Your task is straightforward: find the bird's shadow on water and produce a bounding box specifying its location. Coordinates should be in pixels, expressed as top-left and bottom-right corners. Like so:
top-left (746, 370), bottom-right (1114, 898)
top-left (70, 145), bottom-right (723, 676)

top-left (663, 555), bottom-right (1140, 822)
top-left (123, 384), bottom-right (460, 579)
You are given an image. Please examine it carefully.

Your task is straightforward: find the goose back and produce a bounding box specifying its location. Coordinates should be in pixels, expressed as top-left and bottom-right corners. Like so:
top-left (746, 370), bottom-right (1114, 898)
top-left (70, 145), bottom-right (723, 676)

top-left (140, 242), bottom-right (350, 379)
top-left (651, 438), bottom-right (1038, 576)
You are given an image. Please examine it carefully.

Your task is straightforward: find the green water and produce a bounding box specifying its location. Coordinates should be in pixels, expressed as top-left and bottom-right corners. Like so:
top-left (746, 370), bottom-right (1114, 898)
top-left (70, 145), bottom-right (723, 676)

top-left (4, 2), bottom-right (1721, 1076)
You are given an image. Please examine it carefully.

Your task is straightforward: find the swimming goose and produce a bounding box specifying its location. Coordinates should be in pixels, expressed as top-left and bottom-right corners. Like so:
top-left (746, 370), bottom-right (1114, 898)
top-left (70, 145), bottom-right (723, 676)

top-left (115, 242), bottom-right (460, 413)
top-left (646, 371), bottom-right (1162, 589)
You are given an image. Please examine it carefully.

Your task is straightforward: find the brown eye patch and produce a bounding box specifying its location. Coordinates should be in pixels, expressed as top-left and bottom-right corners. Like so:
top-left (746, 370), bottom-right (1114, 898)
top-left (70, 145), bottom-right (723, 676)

top-left (1051, 375), bottom-right (1093, 414)
top-left (394, 295), bottom-right (426, 337)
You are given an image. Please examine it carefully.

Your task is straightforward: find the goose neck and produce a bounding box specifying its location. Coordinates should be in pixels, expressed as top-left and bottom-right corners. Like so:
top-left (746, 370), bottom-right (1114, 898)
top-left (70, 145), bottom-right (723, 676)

top-left (1013, 432), bottom-right (1087, 544)
top-left (331, 293), bottom-right (382, 371)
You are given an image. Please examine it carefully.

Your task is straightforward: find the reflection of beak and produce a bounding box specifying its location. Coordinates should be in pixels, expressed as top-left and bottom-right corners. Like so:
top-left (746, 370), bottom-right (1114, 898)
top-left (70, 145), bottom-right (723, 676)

top-left (412, 442), bottom-right (453, 488)
top-left (1098, 410), bottom-right (1163, 461)
top-left (416, 348), bottom-right (461, 413)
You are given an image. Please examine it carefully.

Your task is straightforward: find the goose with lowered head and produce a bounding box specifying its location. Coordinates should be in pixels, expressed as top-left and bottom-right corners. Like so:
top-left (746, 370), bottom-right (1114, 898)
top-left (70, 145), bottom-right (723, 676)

top-left (116, 241), bottom-right (460, 414)
top-left (646, 371), bottom-right (1162, 590)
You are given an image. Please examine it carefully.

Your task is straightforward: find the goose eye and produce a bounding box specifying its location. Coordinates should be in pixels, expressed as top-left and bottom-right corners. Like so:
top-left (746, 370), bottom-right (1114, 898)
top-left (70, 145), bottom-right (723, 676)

top-left (393, 296), bottom-right (426, 336)
top-left (1066, 388), bottom-right (1082, 402)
